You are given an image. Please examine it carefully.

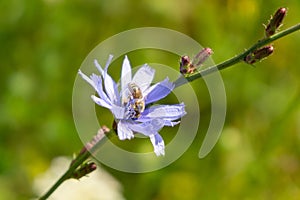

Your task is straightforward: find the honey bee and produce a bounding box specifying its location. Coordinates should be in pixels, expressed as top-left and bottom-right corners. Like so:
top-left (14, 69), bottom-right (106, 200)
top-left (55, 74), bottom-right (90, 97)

top-left (127, 83), bottom-right (145, 119)
top-left (128, 82), bottom-right (143, 99)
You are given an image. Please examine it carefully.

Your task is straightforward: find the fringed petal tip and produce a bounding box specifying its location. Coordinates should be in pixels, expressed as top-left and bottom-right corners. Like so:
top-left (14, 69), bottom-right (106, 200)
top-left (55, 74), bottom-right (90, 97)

top-left (165, 120), bottom-right (181, 127)
top-left (163, 77), bottom-right (175, 90)
top-left (118, 132), bottom-right (134, 140)
top-left (93, 55), bottom-right (114, 73)
top-left (78, 70), bottom-right (99, 92)
top-left (142, 64), bottom-right (155, 75)
top-left (78, 69), bottom-right (86, 79)
top-left (150, 134), bottom-right (165, 156)
top-left (105, 55), bottom-right (114, 70)
top-left (179, 102), bottom-right (187, 115)
top-left (154, 142), bottom-right (165, 156)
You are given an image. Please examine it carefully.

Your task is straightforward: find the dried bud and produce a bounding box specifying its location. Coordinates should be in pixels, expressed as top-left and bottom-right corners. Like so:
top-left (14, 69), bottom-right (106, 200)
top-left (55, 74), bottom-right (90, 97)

top-left (180, 48), bottom-right (213, 75)
top-left (179, 55), bottom-right (191, 74)
top-left (194, 47), bottom-right (213, 66)
top-left (71, 162), bottom-right (97, 180)
top-left (244, 45), bottom-right (274, 64)
top-left (265, 7), bottom-right (287, 37)
top-left (85, 126), bottom-right (110, 151)
top-left (70, 125), bottom-right (111, 167)
top-left (112, 120), bottom-right (118, 135)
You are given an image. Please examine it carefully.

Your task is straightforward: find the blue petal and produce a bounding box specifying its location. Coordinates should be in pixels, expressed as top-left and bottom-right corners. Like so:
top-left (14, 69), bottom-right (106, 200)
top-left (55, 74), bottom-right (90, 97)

top-left (136, 118), bottom-right (181, 127)
top-left (79, 70), bottom-right (112, 107)
top-left (127, 119), bottom-right (164, 136)
top-left (144, 77), bottom-right (175, 104)
top-left (121, 56), bottom-right (132, 101)
top-left (104, 54), bottom-right (114, 70)
top-left (149, 133), bottom-right (165, 156)
top-left (78, 70), bottom-right (98, 91)
top-left (111, 105), bottom-right (125, 119)
top-left (94, 58), bottom-right (120, 106)
top-left (132, 64), bottom-right (155, 93)
top-left (91, 95), bottom-right (112, 109)
top-left (117, 120), bottom-right (134, 140)
top-left (163, 120), bottom-right (181, 127)
top-left (90, 74), bottom-right (111, 106)
top-left (139, 103), bottom-right (186, 121)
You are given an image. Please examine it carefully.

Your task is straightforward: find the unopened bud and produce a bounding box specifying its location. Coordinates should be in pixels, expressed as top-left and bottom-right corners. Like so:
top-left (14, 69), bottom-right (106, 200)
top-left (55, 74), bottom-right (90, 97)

top-left (180, 47), bottom-right (213, 75)
top-left (194, 47), bottom-right (213, 66)
top-left (179, 55), bottom-right (191, 74)
top-left (70, 126), bottom-right (110, 167)
top-left (71, 162), bottom-right (97, 179)
top-left (244, 45), bottom-right (274, 64)
top-left (85, 126), bottom-right (110, 151)
top-left (265, 7), bottom-right (287, 37)
top-left (112, 120), bottom-right (118, 135)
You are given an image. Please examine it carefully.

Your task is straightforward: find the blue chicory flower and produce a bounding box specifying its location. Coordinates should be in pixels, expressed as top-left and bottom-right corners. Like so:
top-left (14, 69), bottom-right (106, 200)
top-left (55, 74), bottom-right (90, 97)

top-left (78, 55), bottom-right (186, 156)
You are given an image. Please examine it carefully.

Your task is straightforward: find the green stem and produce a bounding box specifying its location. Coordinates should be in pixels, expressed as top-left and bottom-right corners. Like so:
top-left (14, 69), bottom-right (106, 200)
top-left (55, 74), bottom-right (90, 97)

top-left (174, 23), bottom-right (300, 87)
top-left (38, 130), bottom-right (113, 200)
top-left (38, 152), bottom-right (90, 200)
top-left (38, 23), bottom-right (300, 200)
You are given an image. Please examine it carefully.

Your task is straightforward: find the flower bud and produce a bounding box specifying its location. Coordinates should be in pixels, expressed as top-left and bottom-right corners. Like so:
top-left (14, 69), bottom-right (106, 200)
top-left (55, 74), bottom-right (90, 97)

top-left (71, 162), bottom-right (97, 180)
top-left (179, 55), bottom-right (191, 74)
top-left (194, 47), bottom-right (213, 66)
top-left (265, 7), bottom-right (287, 37)
top-left (70, 126), bottom-right (110, 167)
top-left (85, 126), bottom-right (110, 151)
top-left (244, 45), bottom-right (274, 64)
top-left (180, 48), bottom-right (213, 75)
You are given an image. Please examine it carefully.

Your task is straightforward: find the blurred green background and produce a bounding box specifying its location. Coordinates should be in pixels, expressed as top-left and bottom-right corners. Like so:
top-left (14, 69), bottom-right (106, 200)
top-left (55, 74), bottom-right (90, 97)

top-left (1, 0), bottom-right (300, 199)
